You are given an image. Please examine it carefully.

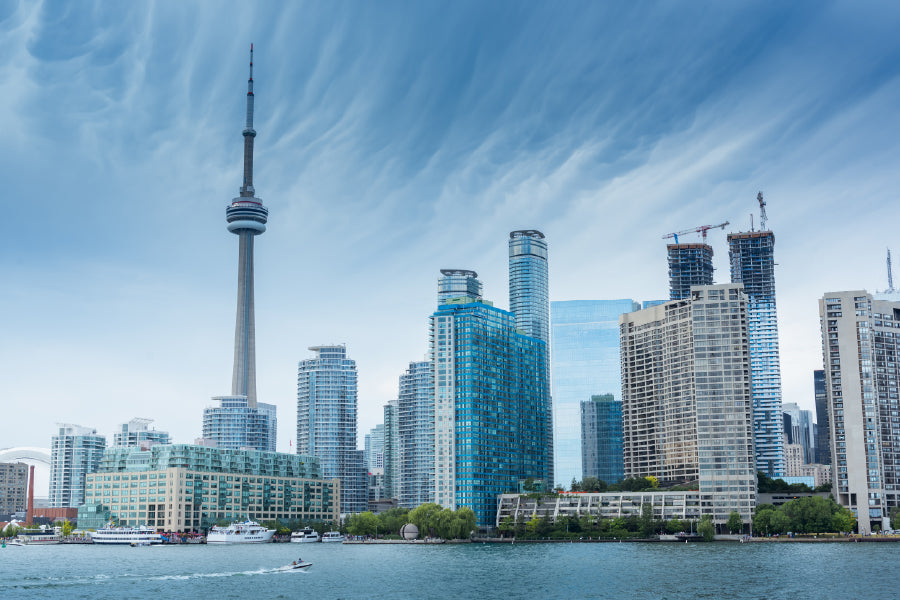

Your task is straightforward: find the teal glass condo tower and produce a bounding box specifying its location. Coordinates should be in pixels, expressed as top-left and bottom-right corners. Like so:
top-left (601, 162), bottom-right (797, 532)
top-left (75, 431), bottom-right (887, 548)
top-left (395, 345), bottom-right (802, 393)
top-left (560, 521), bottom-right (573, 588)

top-left (432, 270), bottom-right (551, 528)
top-left (581, 394), bottom-right (624, 484)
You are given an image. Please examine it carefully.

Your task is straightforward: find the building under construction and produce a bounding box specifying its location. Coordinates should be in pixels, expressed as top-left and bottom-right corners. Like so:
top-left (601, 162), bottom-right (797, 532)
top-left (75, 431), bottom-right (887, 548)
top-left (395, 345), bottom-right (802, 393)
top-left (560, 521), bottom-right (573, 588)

top-left (667, 243), bottom-right (714, 300)
top-left (727, 193), bottom-right (786, 477)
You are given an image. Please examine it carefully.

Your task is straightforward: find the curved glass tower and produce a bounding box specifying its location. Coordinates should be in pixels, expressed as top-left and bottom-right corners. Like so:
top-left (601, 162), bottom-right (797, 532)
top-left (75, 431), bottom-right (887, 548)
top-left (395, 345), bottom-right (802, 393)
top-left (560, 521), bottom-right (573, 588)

top-left (508, 230), bottom-right (549, 344)
top-left (228, 45), bottom-right (268, 408)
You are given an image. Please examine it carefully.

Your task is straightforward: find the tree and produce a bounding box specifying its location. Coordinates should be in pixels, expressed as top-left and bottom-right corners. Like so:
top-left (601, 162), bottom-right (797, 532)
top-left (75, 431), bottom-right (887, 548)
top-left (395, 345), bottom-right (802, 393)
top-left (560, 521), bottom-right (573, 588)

top-left (61, 519), bottom-right (75, 538)
top-left (639, 503), bottom-right (655, 537)
top-left (666, 518), bottom-right (683, 535)
top-left (831, 506), bottom-right (855, 533)
top-left (698, 515), bottom-right (715, 541)
top-left (726, 511), bottom-right (743, 534)
top-left (455, 507), bottom-right (476, 539)
top-left (345, 511), bottom-right (379, 536)
top-left (409, 503), bottom-right (443, 537)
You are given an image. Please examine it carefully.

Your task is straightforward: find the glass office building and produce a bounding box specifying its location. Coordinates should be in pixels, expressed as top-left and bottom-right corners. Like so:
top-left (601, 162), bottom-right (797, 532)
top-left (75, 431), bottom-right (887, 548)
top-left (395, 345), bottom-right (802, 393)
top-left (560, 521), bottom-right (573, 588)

top-left (432, 273), bottom-right (550, 529)
top-left (202, 396), bottom-right (276, 453)
top-left (581, 394), bottom-right (624, 484)
top-left (550, 300), bottom-right (638, 487)
top-left (399, 360), bottom-right (434, 509)
top-left (297, 345), bottom-right (366, 514)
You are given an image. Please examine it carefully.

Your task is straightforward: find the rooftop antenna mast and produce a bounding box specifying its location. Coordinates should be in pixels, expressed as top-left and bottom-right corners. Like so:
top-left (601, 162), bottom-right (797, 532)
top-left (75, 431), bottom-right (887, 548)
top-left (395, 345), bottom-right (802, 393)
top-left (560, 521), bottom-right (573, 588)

top-left (757, 191), bottom-right (768, 230)
top-left (889, 248), bottom-right (895, 292)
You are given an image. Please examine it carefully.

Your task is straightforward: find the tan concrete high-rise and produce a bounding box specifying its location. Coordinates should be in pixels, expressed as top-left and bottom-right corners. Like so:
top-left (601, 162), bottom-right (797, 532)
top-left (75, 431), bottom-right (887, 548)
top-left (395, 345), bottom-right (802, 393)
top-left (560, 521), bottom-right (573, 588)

top-left (620, 284), bottom-right (756, 521)
top-left (819, 291), bottom-right (900, 533)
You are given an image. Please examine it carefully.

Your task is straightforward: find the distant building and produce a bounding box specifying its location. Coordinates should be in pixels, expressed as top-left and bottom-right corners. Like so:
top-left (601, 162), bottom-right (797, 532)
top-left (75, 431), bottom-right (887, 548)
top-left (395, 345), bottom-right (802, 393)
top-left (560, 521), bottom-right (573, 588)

top-left (667, 243), bottom-right (713, 300)
top-left (819, 291), bottom-right (900, 533)
top-left (814, 370), bottom-right (831, 465)
top-left (432, 269), bottom-right (551, 528)
top-left (297, 345), bottom-right (366, 514)
top-left (620, 284), bottom-right (756, 522)
top-left (784, 443), bottom-right (805, 478)
top-left (84, 444), bottom-right (338, 531)
top-left (398, 360), bottom-right (434, 509)
top-left (728, 229), bottom-right (786, 477)
top-left (49, 424), bottom-right (106, 508)
top-left (550, 299), bottom-right (639, 488)
top-left (113, 418), bottom-right (170, 448)
top-left (0, 462), bottom-right (28, 514)
top-left (782, 403), bottom-right (815, 464)
top-left (383, 400), bottom-right (400, 499)
top-left (580, 395), bottom-right (624, 485)
top-left (364, 424), bottom-right (385, 472)
top-left (202, 396), bottom-right (276, 452)
top-left (508, 230), bottom-right (550, 346)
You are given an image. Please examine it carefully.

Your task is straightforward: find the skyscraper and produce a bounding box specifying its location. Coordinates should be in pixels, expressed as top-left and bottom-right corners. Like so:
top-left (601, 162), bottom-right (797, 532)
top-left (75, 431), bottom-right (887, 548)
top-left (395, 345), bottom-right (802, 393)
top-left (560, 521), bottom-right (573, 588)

top-left (383, 399), bottom-right (400, 499)
top-left (0, 462), bottom-right (28, 515)
top-left (508, 230), bottom-right (552, 486)
top-left (508, 230), bottom-right (549, 344)
top-left (550, 299), bottom-right (639, 487)
top-left (297, 345), bottom-right (366, 514)
top-left (49, 424), bottom-right (106, 508)
top-left (204, 46), bottom-right (275, 451)
top-left (398, 360), bottom-right (434, 509)
top-left (814, 370), bottom-right (831, 465)
top-left (113, 418), bottom-right (170, 448)
top-left (667, 243), bottom-right (714, 300)
top-left (364, 424), bottom-right (385, 472)
top-left (581, 394), bottom-right (624, 484)
top-left (819, 291), bottom-right (900, 533)
top-left (728, 228), bottom-right (785, 476)
top-left (431, 270), bottom-right (551, 528)
top-left (620, 284), bottom-right (756, 522)
top-left (782, 402), bottom-right (815, 464)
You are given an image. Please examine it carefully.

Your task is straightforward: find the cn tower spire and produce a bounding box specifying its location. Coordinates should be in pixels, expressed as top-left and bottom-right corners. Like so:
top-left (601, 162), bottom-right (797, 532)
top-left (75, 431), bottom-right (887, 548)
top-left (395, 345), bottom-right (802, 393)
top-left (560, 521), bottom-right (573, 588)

top-left (240, 43), bottom-right (257, 198)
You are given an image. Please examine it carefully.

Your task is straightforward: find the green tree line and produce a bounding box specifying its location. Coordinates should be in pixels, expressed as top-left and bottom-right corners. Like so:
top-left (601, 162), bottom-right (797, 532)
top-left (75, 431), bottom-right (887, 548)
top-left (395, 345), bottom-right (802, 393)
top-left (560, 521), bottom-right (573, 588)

top-left (343, 505), bottom-right (476, 540)
top-left (752, 496), bottom-right (855, 535)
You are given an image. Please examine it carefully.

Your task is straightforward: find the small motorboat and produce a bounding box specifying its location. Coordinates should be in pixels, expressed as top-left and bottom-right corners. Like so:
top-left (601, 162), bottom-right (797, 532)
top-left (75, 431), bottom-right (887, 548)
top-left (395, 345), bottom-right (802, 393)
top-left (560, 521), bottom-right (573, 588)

top-left (289, 559), bottom-right (313, 570)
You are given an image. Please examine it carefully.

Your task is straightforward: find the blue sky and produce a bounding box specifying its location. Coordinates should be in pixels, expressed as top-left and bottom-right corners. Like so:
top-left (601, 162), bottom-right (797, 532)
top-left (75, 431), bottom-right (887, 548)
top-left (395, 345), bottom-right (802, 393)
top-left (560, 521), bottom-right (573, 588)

top-left (2, 1), bottom-right (899, 456)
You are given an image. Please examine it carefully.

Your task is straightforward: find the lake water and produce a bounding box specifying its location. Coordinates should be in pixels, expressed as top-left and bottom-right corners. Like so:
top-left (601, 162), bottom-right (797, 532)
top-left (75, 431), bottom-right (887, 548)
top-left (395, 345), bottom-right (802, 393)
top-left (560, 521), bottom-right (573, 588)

top-left (2, 541), bottom-right (898, 599)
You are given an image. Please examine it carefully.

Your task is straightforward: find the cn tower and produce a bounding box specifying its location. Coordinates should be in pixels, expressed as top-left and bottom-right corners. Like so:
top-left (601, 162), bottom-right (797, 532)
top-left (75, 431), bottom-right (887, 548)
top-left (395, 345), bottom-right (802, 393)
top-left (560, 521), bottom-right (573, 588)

top-left (227, 44), bottom-right (267, 408)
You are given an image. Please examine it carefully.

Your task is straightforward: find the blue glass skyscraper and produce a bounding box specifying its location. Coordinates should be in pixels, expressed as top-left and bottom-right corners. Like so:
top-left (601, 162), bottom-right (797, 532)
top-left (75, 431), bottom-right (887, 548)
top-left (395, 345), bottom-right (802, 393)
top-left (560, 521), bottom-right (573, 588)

top-left (432, 271), bottom-right (550, 529)
top-left (728, 229), bottom-right (785, 476)
top-left (581, 394), bottom-right (624, 484)
top-left (550, 299), bottom-right (639, 487)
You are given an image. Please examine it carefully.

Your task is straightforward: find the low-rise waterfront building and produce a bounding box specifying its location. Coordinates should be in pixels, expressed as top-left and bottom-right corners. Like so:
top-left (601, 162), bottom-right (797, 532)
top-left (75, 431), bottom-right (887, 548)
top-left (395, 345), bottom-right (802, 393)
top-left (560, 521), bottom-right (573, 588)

top-left (83, 444), bottom-right (339, 532)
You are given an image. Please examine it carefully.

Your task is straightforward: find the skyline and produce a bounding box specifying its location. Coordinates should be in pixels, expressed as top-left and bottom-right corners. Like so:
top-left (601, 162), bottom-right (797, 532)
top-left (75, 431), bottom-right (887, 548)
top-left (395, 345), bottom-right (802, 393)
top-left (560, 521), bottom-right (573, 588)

top-left (3, 2), bottom-right (900, 453)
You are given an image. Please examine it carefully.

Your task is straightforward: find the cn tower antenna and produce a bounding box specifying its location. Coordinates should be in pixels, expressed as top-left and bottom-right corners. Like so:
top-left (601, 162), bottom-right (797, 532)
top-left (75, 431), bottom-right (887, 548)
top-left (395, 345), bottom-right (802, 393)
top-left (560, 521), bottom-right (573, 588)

top-left (889, 248), bottom-right (895, 292)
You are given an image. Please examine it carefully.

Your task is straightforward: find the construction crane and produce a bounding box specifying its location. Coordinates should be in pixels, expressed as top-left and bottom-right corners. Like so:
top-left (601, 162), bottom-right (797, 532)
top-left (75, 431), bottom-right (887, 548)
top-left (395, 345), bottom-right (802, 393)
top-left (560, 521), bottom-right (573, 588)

top-left (757, 191), bottom-right (768, 230)
top-left (661, 221), bottom-right (730, 245)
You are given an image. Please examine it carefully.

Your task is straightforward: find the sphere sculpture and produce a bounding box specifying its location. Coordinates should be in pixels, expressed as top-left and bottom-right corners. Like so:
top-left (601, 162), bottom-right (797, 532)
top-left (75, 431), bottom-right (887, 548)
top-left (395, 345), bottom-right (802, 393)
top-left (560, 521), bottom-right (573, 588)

top-left (400, 523), bottom-right (419, 541)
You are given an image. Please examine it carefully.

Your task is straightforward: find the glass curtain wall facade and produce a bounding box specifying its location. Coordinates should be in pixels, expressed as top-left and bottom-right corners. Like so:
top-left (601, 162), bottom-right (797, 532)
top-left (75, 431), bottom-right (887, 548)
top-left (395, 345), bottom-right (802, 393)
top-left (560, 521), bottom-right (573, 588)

top-left (297, 345), bottom-right (366, 514)
top-left (550, 300), bottom-right (638, 488)
top-left (728, 230), bottom-right (785, 476)
top-left (581, 394), bottom-right (624, 484)
top-left (431, 291), bottom-right (550, 529)
top-left (49, 424), bottom-right (107, 508)
top-left (814, 370), bottom-right (831, 465)
top-left (398, 360), bottom-right (434, 508)
top-left (202, 396), bottom-right (276, 452)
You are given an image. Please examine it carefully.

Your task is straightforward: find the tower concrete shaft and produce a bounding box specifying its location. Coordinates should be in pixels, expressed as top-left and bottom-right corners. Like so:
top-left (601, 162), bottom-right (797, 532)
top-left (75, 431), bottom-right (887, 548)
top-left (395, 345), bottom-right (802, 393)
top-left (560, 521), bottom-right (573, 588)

top-left (227, 45), bottom-right (268, 408)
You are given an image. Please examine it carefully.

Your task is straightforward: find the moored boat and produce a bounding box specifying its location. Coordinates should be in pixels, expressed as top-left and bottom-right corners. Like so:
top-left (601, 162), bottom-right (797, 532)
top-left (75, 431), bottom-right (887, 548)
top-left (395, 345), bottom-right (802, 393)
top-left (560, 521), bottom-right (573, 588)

top-left (321, 531), bottom-right (344, 543)
top-left (290, 527), bottom-right (320, 543)
top-left (90, 525), bottom-right (163, 545)
top-left (207, 520), bottom-right (275, 544)
top-left (17, 530), bottom-right (61, 545)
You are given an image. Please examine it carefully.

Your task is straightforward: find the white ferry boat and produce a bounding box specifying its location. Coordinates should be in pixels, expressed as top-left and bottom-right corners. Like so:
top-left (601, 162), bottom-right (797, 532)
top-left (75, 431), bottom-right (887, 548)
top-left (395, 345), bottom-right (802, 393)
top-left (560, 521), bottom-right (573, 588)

top-left (290, 527), bottom-right (320, 543)
top-left (90, 525), bottom-right (163, 545)
top-left (207, 520), bottom-right (275, 544)
top-left (17, 530), bottom-right (61, 545)
top-left (321, 531), bottom-right (344, 543)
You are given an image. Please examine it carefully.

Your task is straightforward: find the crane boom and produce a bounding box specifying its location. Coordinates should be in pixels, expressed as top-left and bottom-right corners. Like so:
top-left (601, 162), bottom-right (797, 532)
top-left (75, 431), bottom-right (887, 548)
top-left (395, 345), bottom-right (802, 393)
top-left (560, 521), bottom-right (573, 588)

top-left (662, 221), bottom-right (730, 243)
top-left (757, 191), bottom-right (768, 230)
